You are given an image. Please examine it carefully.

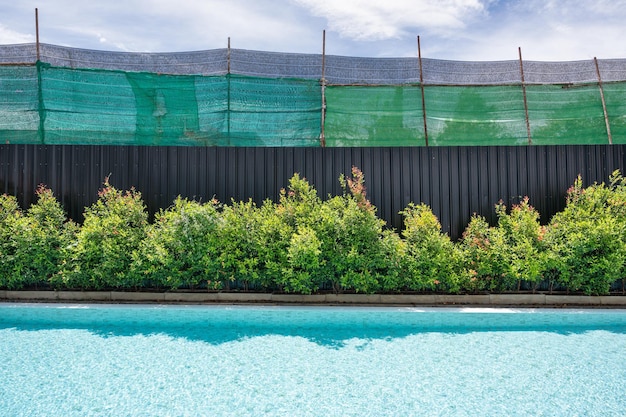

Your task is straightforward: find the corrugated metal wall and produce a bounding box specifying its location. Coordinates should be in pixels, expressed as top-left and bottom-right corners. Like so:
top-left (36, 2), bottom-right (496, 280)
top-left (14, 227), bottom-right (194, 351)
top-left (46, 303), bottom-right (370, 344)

top-left (1, 144), bottom-right (625, 240)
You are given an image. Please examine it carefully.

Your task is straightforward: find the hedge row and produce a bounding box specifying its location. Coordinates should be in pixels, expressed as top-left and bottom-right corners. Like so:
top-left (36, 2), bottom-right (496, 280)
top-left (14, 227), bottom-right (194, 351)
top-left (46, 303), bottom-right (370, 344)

top-left (1, 167), bottom-right (625, 295)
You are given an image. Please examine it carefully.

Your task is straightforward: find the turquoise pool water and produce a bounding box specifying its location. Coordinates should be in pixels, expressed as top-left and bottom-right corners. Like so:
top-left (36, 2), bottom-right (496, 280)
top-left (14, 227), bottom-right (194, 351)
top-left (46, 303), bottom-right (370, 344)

top-left (0, 304), bottom-right (625, 417)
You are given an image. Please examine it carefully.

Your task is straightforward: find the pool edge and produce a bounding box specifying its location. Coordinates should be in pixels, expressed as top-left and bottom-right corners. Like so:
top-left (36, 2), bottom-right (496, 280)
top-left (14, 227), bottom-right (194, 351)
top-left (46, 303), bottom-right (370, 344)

top-left (2, 291), bottom-right (626, 307)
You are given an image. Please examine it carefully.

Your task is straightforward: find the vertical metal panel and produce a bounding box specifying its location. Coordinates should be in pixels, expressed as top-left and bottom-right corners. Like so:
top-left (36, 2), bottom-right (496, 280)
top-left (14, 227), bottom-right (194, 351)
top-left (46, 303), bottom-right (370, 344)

top-left (1, 144), bottom-right (625, 240)
top-left (478, 148), bottom-right (492, 223)
top-left (453, 147), bottom-right (467, 238)
top-left (438, 148), bottom-right (451, 235)
top-left (465, 147), bottom-right (479, 217)
top-left (416, 148), bottom-right (429, 209)
top-left (399, 148), bottom-right (412, 230)
top-left (447, 148), bottom-right (461, 239)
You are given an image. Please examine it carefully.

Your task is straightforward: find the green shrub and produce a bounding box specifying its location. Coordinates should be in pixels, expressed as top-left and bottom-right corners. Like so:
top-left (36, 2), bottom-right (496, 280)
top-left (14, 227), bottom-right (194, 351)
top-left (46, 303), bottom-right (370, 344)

top-left (494, 198), bottom-right (546, 291)
top-left (0, 194), bottom-right (22, 289)
top-left (459, 214), bottom-right (511, 292)
top-left (275, 172), bottom-right (322, 228)
top-left (318, 196), bottom-right (381, 293)
top-left (459, 198), bottom-right (547, 293)
top-left (274, 173), bottom-right (324, 293)
top-left (377, 230), bottom-right (409, 293)
top-left (275, 168), bottom-right (394, 294)
top-left (4, 168), bottom-right (625, 296)
top-left (10, 186), bottom-right (76, 289)
top-left (312, 167), bottom-right (390, 293)
top-left (543, 173), bottom-right (626, 295)
top-left (215, 199), bottom-right (264, 291)
top-left (281, 225), bottom-right (323, 294)
top-left (130, 197), bottom-right (222, 290)
top-left (58, 178), bottom-right (148, 290)
top-left (400, 203), bottom-right (461, 293)
top-left (252, 200), bottom-right (294, 290)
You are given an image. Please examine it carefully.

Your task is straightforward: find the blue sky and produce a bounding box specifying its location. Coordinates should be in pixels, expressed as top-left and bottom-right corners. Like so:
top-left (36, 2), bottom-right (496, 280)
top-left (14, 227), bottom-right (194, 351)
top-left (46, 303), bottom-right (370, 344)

top-left (1, 1), bottom-right (625, 61)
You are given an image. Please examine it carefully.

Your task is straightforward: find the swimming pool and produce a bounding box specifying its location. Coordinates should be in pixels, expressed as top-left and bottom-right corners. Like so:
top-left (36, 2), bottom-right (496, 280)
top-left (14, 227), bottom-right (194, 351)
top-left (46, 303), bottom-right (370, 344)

top-left (1, 304), bottom-right (625, 416)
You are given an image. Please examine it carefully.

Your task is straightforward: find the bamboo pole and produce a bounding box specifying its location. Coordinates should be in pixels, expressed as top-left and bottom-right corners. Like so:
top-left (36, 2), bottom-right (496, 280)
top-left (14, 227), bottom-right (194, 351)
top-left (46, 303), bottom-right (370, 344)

top-left (320, 30), bottom-right (326, 147)
top-left (35, 8), bottom-right (40, 62)
top-left (519, 47), bottom-right (532, 145)
top-left (35, 8), bottom-right (45, 143)
top-left (227, 36), bottom-right (231, 74)
top-left (227, 37), bottom-right (231, 143)
top-left (418, 36), bottom-right (428, 146)
top-left (594, 57), bottom-right (613, 144)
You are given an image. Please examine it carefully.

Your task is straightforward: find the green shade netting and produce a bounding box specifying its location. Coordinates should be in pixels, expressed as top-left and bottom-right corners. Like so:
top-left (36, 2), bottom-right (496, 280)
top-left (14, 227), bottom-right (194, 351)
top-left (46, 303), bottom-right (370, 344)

top-left (37, 64), bottom-right (321, 146)
top-left (1, 63), bottom-right (625, 147)
top-left (324, 86), bottom-right (425, 146)
top-left (228, 75), bottom-right (321, 146)
top-left (603, 82), bottom-right (626, 145)
top-left (526, 84), bottom-right (609, 145)
top-left (425, 86), bottom-right (528, 146)
top-left (0, 65), bottom-right (40, 143)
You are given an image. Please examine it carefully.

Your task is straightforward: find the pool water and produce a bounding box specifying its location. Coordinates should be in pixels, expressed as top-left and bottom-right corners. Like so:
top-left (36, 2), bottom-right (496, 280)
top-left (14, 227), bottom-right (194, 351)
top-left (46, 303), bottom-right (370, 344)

top-left (0, 304), bottom-right (625, 417)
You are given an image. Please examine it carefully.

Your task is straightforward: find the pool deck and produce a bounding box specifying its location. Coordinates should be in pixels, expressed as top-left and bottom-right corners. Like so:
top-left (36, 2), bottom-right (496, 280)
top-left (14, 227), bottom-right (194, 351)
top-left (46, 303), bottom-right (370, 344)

top-left (1, 290), bottom-right (626, 307)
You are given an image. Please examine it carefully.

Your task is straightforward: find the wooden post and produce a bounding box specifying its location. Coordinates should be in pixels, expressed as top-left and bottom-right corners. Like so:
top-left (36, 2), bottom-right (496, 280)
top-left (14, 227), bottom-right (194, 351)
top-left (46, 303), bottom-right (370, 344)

top-left (35, 8), bottom-right (45, 143)
top-left (519, 47), bottom-right (532, 145)
top-left (418, 36), bottom-right (428, 146)
top-left (227, 37), bottom-right (231, 143)
top-left (594, 57), bottom-right (613, 145)
top-left (227, 37), bottom-right (231, 74)
top-left (320, 30), bottom-right (326, 147)
top-left (35, 8), bottom-right (40, 62)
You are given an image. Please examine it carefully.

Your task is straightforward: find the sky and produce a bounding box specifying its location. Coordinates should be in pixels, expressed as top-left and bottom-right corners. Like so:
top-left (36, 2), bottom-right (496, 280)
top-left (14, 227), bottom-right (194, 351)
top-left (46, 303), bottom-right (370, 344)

top-left (1, 1), bottom-right (625, 61)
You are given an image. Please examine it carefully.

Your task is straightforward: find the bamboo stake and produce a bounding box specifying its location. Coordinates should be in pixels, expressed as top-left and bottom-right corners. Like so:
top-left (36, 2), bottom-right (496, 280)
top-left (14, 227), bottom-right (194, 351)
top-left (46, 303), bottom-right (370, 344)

top-left (227, 37), bottom-right (231, 143)
top-left (594, 57), bottom-right (613, 145)
top-left (418, 36), bottom-right (428, 147)
top-left (35, 8), bottom-right (45, 143)
top-left (519, 47), bottom-right (532, 145)
top-left (320, 30), bottom-right (326, 147)
top-left (227, 37), bottom-right (231, 74)
top-left (35, 8), bottom-right (40, 62)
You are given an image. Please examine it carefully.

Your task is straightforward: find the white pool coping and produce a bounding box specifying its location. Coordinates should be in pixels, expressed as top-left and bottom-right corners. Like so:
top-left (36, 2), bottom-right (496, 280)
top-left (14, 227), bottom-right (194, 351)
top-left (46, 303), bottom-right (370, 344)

top-left (1, 290), bottom-right (626, 307)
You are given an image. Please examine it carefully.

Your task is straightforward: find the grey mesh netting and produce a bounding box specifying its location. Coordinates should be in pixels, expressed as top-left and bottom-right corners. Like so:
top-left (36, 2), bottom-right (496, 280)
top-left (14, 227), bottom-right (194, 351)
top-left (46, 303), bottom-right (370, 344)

top-left (0, 43), bottom-right (625, 146)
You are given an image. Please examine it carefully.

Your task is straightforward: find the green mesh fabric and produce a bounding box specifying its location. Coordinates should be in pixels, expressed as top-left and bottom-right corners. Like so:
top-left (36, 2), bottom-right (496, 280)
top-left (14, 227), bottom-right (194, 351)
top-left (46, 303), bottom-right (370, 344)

top-left (228, 75), bottom-right (321, 146)
top-left (526, 84), bottom-right (609, 145)
top-left (127, 72), bottom-right (202, 146)
top-left (21, 64), bottom-right (321, 146)
top-left (324, 86), bottom-right (425, 146)
top-left (42, 64), bottom-right (138, 145)
top-left (0, 65), bottom-right (40, 143)
top-left (1, 62), bottom-right (625, 147)
top-left (425, 86), bottom-right (528, 146)
top-left (603, 82), bottom-right (626, 144)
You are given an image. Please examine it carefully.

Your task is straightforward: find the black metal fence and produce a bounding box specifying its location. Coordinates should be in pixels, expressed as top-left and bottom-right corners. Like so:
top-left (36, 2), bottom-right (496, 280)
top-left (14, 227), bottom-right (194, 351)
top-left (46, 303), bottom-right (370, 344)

top-left (1, 144), bottom-right (625, 240)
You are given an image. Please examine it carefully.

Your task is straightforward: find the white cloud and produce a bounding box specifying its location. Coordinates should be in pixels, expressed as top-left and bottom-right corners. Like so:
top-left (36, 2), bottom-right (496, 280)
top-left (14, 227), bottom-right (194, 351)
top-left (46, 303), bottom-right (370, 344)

top-left (0, 24), bottom-right (34, 44)
top-left (25, 0), bottom-right (323, 53)
top-left (450, 0), bottom-right (626, 61)
top-left (291, 0), bottom-right (487, 40)
top-left (1, 0), bottom-right (626, 60)
top-left (137, 0), bottom-right (324, 53)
